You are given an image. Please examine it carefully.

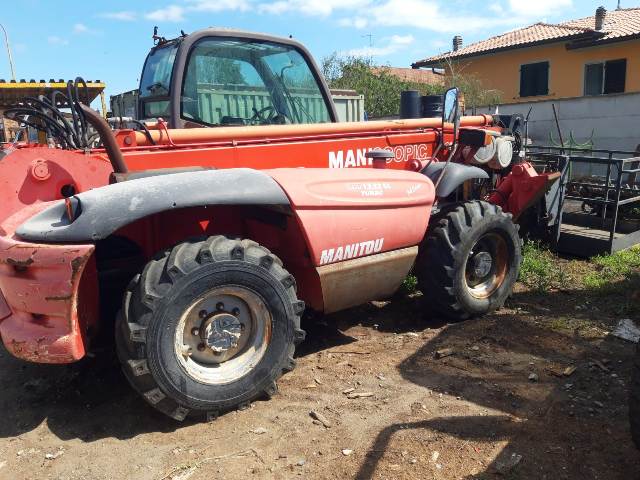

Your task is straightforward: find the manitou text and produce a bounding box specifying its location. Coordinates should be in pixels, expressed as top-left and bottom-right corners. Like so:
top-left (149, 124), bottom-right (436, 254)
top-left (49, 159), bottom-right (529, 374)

top-left (319, 238), bottom-right (385, 265)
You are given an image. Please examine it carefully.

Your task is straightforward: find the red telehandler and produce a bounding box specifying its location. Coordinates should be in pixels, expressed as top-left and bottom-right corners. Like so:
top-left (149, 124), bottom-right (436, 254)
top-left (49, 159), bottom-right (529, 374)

top-left (0, 29), bottom-right (558, 420)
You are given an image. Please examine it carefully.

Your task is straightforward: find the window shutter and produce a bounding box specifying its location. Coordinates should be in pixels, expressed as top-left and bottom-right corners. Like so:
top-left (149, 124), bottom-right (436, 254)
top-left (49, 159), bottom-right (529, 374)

top-left (520, 62), bottom-right (549, 97)
top-left (585, 63), bottom-right (604, 95)
top-left (604, 59), bottom-right (626, 94)
top-left (539, 62), bottom-right (549, 95)
top-left (520, 64), bottom-right (530, 97)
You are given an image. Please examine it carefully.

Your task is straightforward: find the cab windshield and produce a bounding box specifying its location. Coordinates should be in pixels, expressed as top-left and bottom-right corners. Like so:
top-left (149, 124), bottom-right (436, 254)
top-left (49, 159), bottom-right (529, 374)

top-left (181, 37), bottom-right (332, 126)
top-left (139, 41), bottom-right (178, 118)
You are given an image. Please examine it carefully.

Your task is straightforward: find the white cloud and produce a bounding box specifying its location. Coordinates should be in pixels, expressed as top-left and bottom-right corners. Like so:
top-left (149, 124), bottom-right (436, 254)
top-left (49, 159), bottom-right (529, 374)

top-left (345, 34), bottom-right (414, 57)
top-left (430, 39), bottom-right (448, 49)
top-left (370, 0), bottom-right (438, 27)
top-left (390, 34), bottom-right (413, 45)
top-left (143, 1), bottom-right (248, 22)
top-left (187, 0), bottom-right (251, 12)
top-left (100, 0), bottom-right (575, 40)
top-left (99, 11), bottom-right (137, 21)
top-left (47, 36), bottom-right (69, 46)
top-left (258, 1), bottom-right (289, 14)
top-left (507, 0), bottom-right (572, 17)
top-left (335, 0), bottom-right (513, 34)
top-left (367, 0), bottom-right (525, 34)
top-left (488, 2), bottom-right (503, 14)
top-left (259, 0), bottom-right (368, 16)
top-left (73, 23), bottom-right (89, 33)
top-left (145, 5), bottom-right (186, 22)
top-left (338, 17), bottom-right (368, 28)
top-left (336, 0), bottom-right (572, 36)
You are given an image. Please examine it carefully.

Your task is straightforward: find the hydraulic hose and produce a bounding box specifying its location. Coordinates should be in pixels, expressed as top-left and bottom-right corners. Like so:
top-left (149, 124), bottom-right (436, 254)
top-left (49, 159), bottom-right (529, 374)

top-left (80, 104), bottom-right (128, 173)
top-left (5, 78), bottom-right (133, 173)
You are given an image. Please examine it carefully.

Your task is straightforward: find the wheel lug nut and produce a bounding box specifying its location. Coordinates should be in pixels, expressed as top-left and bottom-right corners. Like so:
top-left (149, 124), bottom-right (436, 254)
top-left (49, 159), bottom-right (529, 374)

top-left (198, 309), bottom-right (208, 318)
top-left (197, 343), bottom-right (206, 351)
top-left (216, 302), bottom-right (224, 311)
top-left (191, 327), bottom-right (200, 336)
top-left (232, 308), bottom-right (240, 316)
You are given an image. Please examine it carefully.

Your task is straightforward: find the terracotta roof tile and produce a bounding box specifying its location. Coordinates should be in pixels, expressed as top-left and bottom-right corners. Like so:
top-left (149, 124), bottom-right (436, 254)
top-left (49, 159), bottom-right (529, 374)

top-left (413, 7), bottom-right (640, 67)
top-left (371, 66), bottom-right (443, 85)
top-left (562, 7), bottom-right (640, 40)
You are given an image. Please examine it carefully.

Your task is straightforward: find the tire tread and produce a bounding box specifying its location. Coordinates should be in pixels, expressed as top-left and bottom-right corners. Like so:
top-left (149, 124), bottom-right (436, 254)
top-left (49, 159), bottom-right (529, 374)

top-left (115, 235), bottom-right (305, 421)
top-left (416, 200), bottom-right (521, 320)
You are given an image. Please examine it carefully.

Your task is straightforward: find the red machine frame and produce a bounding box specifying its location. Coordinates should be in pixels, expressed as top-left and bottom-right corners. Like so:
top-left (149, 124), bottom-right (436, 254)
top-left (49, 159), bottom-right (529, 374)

top-left (0, 115), bottom-right (553, 363)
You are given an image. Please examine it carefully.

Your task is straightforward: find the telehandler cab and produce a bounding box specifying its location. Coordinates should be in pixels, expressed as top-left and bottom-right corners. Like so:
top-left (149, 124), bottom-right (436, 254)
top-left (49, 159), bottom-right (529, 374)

top-left (0, 29), bottom-right (558, 420)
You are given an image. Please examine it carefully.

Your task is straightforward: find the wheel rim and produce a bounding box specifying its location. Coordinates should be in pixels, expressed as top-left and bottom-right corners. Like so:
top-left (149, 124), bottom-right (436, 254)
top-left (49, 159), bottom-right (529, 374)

top-left (464, 231), bottom-right (509, 299)
top-left (174, 286), bottom-right (271, 385)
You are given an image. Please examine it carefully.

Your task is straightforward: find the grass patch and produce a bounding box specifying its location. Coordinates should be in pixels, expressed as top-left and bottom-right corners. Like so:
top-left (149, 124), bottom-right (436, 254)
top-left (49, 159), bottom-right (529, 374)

top-left (548, 315), bottom-right (608, 337)
top-left (583, 246), bottom-right (640, 290)
top-left (581, 247), bottom-right (640, 317)
top-left (400, 274), bottom-right (418, 294)
top-left (518, 241), bottom-right (568, 292)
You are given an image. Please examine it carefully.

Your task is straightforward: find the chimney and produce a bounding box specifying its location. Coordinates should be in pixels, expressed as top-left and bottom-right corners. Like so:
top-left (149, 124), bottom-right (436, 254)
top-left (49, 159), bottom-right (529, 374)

top-left (452, 35), bottom-right (463, 52)
top-left (595, 6), bottom-right (606, 30)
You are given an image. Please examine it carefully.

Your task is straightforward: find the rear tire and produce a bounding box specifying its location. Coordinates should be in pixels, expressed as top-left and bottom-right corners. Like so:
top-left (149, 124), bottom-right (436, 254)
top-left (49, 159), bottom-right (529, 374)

top-left (630, 344), bottom-right (640, 449)
top-left (115, 236), bottom-right (305, 421)
top-left (416, 201), bottom-right (521, 320)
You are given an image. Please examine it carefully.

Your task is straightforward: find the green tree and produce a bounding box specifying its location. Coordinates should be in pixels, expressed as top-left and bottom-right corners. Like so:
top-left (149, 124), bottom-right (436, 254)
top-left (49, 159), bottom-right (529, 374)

top-left (197, 57), bottom-right (246, 85)
top-left (322, 53), bottom-right (502, 117)
top-left (322, 54), bottom-right (440, 118)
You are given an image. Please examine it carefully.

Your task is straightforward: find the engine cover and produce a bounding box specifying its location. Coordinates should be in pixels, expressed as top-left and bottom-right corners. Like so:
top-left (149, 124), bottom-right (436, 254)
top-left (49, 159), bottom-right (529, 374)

top-left (489, 137), bottom-right (514, 170)
top-left (463, 136), bottom-right (513, 170)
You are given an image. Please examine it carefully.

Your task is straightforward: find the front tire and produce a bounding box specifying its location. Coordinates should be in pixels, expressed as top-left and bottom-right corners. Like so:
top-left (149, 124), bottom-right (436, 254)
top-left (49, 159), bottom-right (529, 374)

top-left (115, 236), bottom-right (305, 421)
top-left (416, 201), bottom-right (521, 320)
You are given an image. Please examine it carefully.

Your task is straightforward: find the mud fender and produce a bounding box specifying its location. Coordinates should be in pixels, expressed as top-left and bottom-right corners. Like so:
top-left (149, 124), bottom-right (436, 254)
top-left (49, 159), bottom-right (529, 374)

top-left (422, 162), bottom-right (489, 198)
top-left (16, 168), bottom-right (290, 242)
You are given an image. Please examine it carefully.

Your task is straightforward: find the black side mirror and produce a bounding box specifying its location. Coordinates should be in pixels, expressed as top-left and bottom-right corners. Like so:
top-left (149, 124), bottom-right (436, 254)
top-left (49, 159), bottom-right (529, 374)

top-left (432, 87), bottom-right (460, 192)
top-left (442, 87), bottom-right (460, 147)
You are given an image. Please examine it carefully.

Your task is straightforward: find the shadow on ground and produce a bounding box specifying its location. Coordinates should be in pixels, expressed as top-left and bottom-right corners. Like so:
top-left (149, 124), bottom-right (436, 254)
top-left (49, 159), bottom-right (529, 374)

top-left (0, 292), bottom-right (435, 443)
top-left (0, 348), bottom-right (184, 441)
top-left (2, 272), bottom-right (639, 480)
top-left (353, 276), bottom-right (640, 479)
top-left (297, 294), bottom-right (446, 357)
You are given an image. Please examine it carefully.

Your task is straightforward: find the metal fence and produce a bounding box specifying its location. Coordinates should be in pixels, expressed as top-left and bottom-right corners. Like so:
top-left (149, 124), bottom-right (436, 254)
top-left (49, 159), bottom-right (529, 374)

top-left (528, 145), bottom-right (640, 254)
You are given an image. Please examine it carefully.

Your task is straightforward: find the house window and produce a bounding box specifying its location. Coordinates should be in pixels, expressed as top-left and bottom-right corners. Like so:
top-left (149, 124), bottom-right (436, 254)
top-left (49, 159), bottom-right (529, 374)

top-left (520, 61), bottom-right (549, 97)
top-left (584, 59), bottom-right (626, 95)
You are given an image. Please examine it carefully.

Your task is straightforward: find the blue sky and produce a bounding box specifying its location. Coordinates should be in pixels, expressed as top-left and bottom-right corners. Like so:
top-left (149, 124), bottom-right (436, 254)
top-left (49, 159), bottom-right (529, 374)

top-left (1, 0), bottom-right (629, 108)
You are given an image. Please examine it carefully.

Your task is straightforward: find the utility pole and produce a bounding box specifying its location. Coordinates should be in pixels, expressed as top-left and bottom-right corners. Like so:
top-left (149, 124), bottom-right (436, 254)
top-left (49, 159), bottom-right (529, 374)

top-left (0, 24), bottom-right (16, 81)
top-left (361, 33), bottom-right (373, 47)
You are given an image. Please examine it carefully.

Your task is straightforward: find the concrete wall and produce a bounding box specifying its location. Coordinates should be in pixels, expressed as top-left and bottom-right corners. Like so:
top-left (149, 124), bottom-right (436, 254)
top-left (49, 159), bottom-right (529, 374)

top-left (478, 92), bottom-right (640, 152)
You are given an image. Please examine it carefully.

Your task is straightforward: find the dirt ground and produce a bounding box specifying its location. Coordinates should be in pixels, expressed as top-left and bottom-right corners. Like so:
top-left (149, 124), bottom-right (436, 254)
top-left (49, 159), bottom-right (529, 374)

top-left (0, 276), bottom-right (639, 479)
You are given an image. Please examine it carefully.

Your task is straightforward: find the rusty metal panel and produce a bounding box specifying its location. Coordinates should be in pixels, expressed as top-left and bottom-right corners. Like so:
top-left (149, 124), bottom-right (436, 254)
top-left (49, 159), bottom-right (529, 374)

top-left (0, 203), bottom-right (96, 363)
top-left (317, 246), bottom-right (418, 314)
top-left (0, 289), bottom-right (10, 321)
